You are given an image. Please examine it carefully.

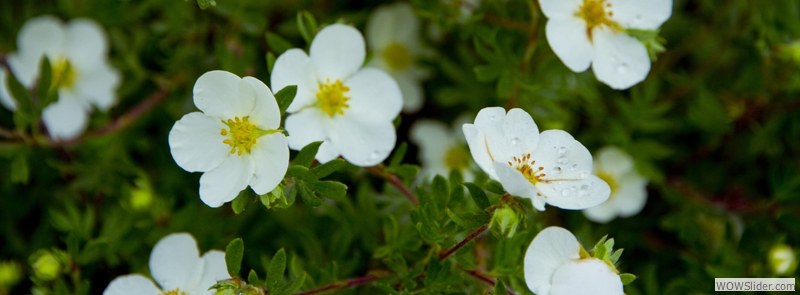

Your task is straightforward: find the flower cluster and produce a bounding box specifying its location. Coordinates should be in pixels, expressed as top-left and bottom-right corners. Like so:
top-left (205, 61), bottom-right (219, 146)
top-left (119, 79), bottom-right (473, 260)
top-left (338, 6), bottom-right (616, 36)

top-left (583, 146), bottom-right (648, 223)
top-left (0, 15), bottom-right (121, 140)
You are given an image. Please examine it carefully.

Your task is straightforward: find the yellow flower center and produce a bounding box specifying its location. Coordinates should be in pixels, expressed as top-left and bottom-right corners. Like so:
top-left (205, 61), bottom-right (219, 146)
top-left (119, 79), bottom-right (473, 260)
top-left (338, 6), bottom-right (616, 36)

top-left (508, 153), bottom-right (545, 185)
top-left (444, 146), bottom-right (470, 170)
top-left (316, 79), bottom-right (351, 117)
top-left (596, 171), bottom-right (619, 196)
top-left (221, 116), bottom-right (271, 156)
top-left (51, 57), bottom-right (77, 89)
top-left (162, 288), bottom-right (186, 295)
top-left (577, 0), bottom-right (622, 40)
top-left (382, 42), bottom-right (413, 71)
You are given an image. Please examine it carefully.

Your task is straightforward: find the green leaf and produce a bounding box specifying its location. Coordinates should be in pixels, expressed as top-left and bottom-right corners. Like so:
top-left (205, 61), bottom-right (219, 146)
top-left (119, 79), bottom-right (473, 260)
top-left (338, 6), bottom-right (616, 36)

top-left (6, 69), bottom-right (33, 130)
top-left (266, 52), bottom-right (277, 74)
top-left (248, 269), bottom-right (259, 285)
top-left (431, 175), bottom-right (450, 200)
top-left (493, 278), bottom-right (506, 295)
top-left (485, 180), bottom-right (504, 195)
top-left (267, 248), bottom-right (287, 291)
top-left (463, 182), bottom-right (490, 210)
top-left (394, 164), bottom-right (420, 180)
top-left (445, 208), bottom-right (490, 229)
top-left (593, 235), bottom-right (609, 252)
top-left (311, 158), bottom-right (345, 179)
top-left (285, 165), bottom-right (309, 179)
top-left (37, 56), bottom-right (53, 108)
top-left (298, 182), bottom-right (323, 207)
top-left (196, 0), bottom-right (216, 9)
top-left (389, 142), bottom-right (408, 167)
top-left (620, 273), bottom-right (637, 285)
top-left (474, 65), bottom-right (500, 82)
top-left (265, 32), bottom-right (294, 55)
top-left (610, 248), bottom-right (624, 264)
top-left (225, 238), bottom-right (244, 277)
top-left (10, 153), bottom-right (29, 184)
top-left (275, 85), bottom-right (298, 116)
top-left (279, 272), bottom-right (306, 294)
top-left (594, 243), bottom-right (608, 260)
top-left (296, 11), bottom-right (318, 44)
top-left (313, 181), bottom-right (347, 200)
top-left (66, 233), bottom-right (79, 257)
top-left (231, 189), bottom-right (253, 214)
top-left (603, 238), bottom-right (615, 255)
top-left (293, 141), bottom-right (322, 168)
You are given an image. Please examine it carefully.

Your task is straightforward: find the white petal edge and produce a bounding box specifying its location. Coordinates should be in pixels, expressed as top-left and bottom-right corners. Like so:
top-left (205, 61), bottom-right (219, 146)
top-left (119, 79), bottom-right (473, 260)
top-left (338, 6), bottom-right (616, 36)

top-left (546, 17), bottom-right (593, 73)
top-left (249, 133), bottom-right (289, 195)
top-left (395, 73), bottom-right (424, 113)
top-left (493, 162), bottom-right (540, 205)
top-left (336, 113), bottom-right (397, 167)
top-left (63, 18), bottom-right (108, 71)
top-left (149, 233), bottom-right (203, 292)
top-left (549, 259), bottom-right (624, 295)
top-left (74, 62), bottom-right (121, 112)
top-left (344, 68), bottom-right (402, 119)
top-left (270, 48), bottom-right (318, 113)
top-left (17, 15), bottom-right (65, 64)
top-left (193, 70), bottom-right (254, 121)
top-left (199, 154), bottom-right (255, 207)
top-left (531, 130), bottom-right (593, 181)
top-left (615, 174), bottom-right (648, 217)
top-left (595, 146), bottom-right (634, 178)
top-left (242, 76), bottom-right (281, 130)
top-left (366, 2), bottom-right (420, 50)
top-left (42, 94), bottom-right (89, 140)
top-left (192, 250), bottom-right (230, 295)
top-left (582, 200), bottom-right (619, 223)
top-left (591, 28), bottom-right (651, 90)
top-left (524, 227), bottom-right (581, 295)
top-left (284, 108), bottom-right (331, 151)
top-left (310, 24), bottom-right (366, 82)
top-left (539, 0), bottom-right (582, 19)
top-left (0, 69), bottom-right (17, 110)
top-left (168, 112), bottom-right (230, 173)
top-left (103, 274), bottom-right (161, 295)
top-left (537, 174), bottom-right (611, 210)
top-left (409, 120), bottom-right (452, 171)
top-left (608, 0), bottom-right (673, 30)
top-left (503, 108), bottom-right (540, 159)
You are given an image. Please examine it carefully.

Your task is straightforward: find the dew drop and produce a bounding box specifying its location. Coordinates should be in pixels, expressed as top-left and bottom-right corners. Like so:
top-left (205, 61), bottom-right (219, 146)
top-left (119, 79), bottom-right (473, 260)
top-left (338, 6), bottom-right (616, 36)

top-left (557, 146), bottom-right (567, 155)
top-left (579, 185), bottom-right (589, 196)
top-left (617, 63), bottom-right (629, 74)
top-left (571, 164), bottom-right (578, 171)
top-left (557, 157), bottom-right (569, 165)
top-left (369, 150), bottom-right (382, 160)
top-left (561, 189), bottom-right (570, 197)
top-left (551, 166), bottom-right (562, 176)
top-left (579, 170), bottom-right (590, 178)
top-left (511, 137), bottom-right (520, 145)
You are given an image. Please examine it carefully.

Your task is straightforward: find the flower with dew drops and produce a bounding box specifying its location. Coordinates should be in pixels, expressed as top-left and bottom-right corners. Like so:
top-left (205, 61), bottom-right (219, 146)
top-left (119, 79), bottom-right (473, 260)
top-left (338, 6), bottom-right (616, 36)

top-left (583, 146), bottom-right (648, 223)
top-left (0, 15), bottom-right (121, 140)
top-left (525, 227), bottom-right (624, 295)
top-left (168, 70), bottom-right (289, 208)
top-left (103, 233), bottom-right (229, 295)
top-left (462, 107), bottom-right (610, 211)
top-left (366, 2), bottom-right (432, 113)
top-left (409, 115), bottom-right (474, 182)
top-left (539, 0), bottom-right (672, 89)
top-left (271, 24), bottom-right (402, 167)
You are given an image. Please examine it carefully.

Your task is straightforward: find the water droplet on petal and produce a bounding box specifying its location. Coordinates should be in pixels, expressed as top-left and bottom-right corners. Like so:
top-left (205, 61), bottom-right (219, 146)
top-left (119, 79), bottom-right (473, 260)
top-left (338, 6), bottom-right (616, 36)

top-left (579, 185), bottom-right (589, 196)
top-left (551, 166), bottom-right (562, 176)
top-left (557, 146), bottom-right (567, 155)
top-left (511, 137), bottom-right (520, 145)
top-left (579, 170), bottom-right (590, 178)
top-left (561, 189), bottom-right (570, 197)
top-left (557, 157), bottom-right (569, 164)
top-left (369, 150), bottom-right (383, 160)
top-left (571, 164), bottom-right (578, 171)
top-left (617, 63), bottom-right (629, 74)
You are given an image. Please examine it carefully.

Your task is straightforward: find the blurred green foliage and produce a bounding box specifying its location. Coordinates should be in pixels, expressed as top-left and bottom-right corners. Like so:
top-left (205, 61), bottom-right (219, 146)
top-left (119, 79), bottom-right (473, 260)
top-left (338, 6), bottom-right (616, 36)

top-left (0, 0), bottom-right (799, 294)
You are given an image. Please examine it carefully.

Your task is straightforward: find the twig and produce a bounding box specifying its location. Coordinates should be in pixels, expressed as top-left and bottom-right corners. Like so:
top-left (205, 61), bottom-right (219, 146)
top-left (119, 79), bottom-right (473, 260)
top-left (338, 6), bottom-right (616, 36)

top-left (366, 165), bottom-right (419, 206)
top-left (462, 268), bottom-right (517, 295)
top-left (438, 223), bottom-right (489, 260)
top-left (294, 275), bottom-right (379, 295)
top-left (484, 14), bottom-right (533, 31)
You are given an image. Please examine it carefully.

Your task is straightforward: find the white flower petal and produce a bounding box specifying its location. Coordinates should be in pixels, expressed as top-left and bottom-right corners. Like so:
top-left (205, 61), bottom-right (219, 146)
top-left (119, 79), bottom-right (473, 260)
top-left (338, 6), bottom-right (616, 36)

top-left (199, 154), bottom-right (255, 207)
top-left (315, 140), bottom-right (341, 163)
top-left (395, 73), bottom-right (424, 113)
top-left (6, 51), bottom-right (38, 88)
top-left (531, 130), bottom-right (593, 181)
top-left (465, 107), bottom-right (509, 178)
top-left (63, 18), bottom-right (108, 70)
top-left (410, 120), bottom-right (452, 172)
top-left (0, 69), bottom-right (16, 110)
top-left (17, 16), bottom-right (65, 63)
top-left (270, 48), bottom-right (318, 113)
top-left (168, 112), bottom-right (230, 173)
top-left (582, 200), bottom-right (618, 223)
top-left (193, 71), bottom-right (253, 120)
top-left (494, 162), bottom-right (539, 203)
top-left (546, 17), bottom-right (593, 73)
top-left (345, 68), bottom-right (402, 119)
top-left (615, 174), bottom-right (648, 217)
top-left (103, 274), bottom-right (161, 295)
top-left (42, 94), bottom-right (89, 140)
top-left (537, 175), bottom-right (611, 210)
top-left (249, 133), bottom-right (289, 195)
top-left (608, 0), bottom-right (672, 30)
top-left (549, 259), bottom-right (624, 295)
top-left (74, 62), bottom-right (120, 111)
top-left (591, 28), bottom-right (651, 90)
top-left (539, 0), bottom-right (582, 18)
top-left (336, 113), bottom-right (397, 167)
top-left (310, 24), bottom-right (366, 82)
top-left (503, 108), bottom-right (540, 159)
top-left (192, 250), bottom-right (229, 295)
top-left (524, 227), bottom-right (581, 294)
top-left (595, 146), bottom-right (634, 178)
top-left (366, 2), bottom-right (420, 49)
top-left (149, 233), bottom-right (203, 292)
top-left (285, 108), bottom-right (331, 151)
top-left (242, 76), bottom-right (281, 130)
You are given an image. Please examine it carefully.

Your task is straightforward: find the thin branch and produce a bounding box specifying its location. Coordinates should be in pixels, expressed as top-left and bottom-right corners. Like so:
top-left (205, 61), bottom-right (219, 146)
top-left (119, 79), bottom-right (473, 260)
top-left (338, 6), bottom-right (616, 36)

top-left (294, 275), bottom-right (379, 295)
top-left (462, 268), bottom-right (517, 295)
top-left (438, 223), bottom-right (489, 260)
top-left (366, 165), bottom-right (419, 206)
top-left (484, 14), bottom-right (534, 31)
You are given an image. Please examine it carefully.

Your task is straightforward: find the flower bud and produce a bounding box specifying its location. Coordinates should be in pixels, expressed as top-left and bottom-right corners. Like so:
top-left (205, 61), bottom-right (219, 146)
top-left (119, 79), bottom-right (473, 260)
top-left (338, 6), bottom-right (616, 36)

top-left (29, 249), bottom-right (67, 281)
top-left (768, 244), bottom-right (797, 276)
top-left (0, 261), bottom-right (22, 289)
top-left (490, 206), bottom-right (523, 238)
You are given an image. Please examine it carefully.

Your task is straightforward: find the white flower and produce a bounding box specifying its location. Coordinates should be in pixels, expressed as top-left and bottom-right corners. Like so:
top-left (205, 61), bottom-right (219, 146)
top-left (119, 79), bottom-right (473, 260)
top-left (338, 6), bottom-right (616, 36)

top-left (271, 24), bottom-right (402, 167)
top-left (583, 146), bottom-right (648, 223)
top-left (409, 115), bottom-right (474, 181)
top-left (462, 107), bottom-right (610, 211)
top-left (366, 2), bottom-right (432, 113)
top-left (0, 15), bottom-right (121, 139)
top-left (103, 233), bottom-right (229, 295)
top-left (168, 70), bottom-right (289, 208)
top-left (539, 0), bottom-right (672, 89)
top-left (524, 227), bottom-right (623, 295)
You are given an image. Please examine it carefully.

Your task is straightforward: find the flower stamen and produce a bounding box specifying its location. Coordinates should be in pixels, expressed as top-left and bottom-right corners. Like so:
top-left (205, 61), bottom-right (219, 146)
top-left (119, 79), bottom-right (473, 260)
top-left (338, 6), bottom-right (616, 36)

top-left (316, 79), bottom-right (351, 117)
top-left (508, 153), bottom-right (546, 185)
top-left (577, 0), bottom-right (622, 40)
top-left (162, 288), bottom-right (186, 295)
top-left (221, 116), bottom-right (259, 156)
top-left (51, 56), bottom-right (77, 89)
top-left (382, 43), bottom-right (412, 70)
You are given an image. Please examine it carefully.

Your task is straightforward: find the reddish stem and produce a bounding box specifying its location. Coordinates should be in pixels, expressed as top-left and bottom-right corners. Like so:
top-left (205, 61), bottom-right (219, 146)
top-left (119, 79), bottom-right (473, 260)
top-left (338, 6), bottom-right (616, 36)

top-left (366, 165), bottom-right (419, 206)
top-left (294, 275), bottom-right (378, 295)
top-left (438, 223), bottom-right (489, 260)
top-left (463, 268), bottom-right (517, 295)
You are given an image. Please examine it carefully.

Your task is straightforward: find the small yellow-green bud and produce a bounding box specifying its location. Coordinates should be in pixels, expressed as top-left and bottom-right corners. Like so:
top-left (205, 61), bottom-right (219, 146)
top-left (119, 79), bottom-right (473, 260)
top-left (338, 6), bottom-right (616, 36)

top-left (129, 176), bottom-right (154, 210)
top-left (29, 249), bottom-right (67, 281)
top-left (0, 261), bottom-right (22, 289)
top-left (768, 244), bottom-right (797, 276)
top-left (490, 206), bottom-right (522, 238)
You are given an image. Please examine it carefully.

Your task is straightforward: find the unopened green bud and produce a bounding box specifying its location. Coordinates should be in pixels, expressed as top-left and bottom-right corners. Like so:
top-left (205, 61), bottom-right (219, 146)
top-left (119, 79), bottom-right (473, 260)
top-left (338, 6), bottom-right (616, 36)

top-left (490, 206), bottom-right (521, 238)
top-left (260, 185), bottom-right (291, 209)
top-left (29, 250), bottom-right (66, 281)
top-left (0, 261), bottom-right (22, 289)
top-left (768, 244), bottom-right (797, 276)
top-left (129, 176), bottom-right (154, 210)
